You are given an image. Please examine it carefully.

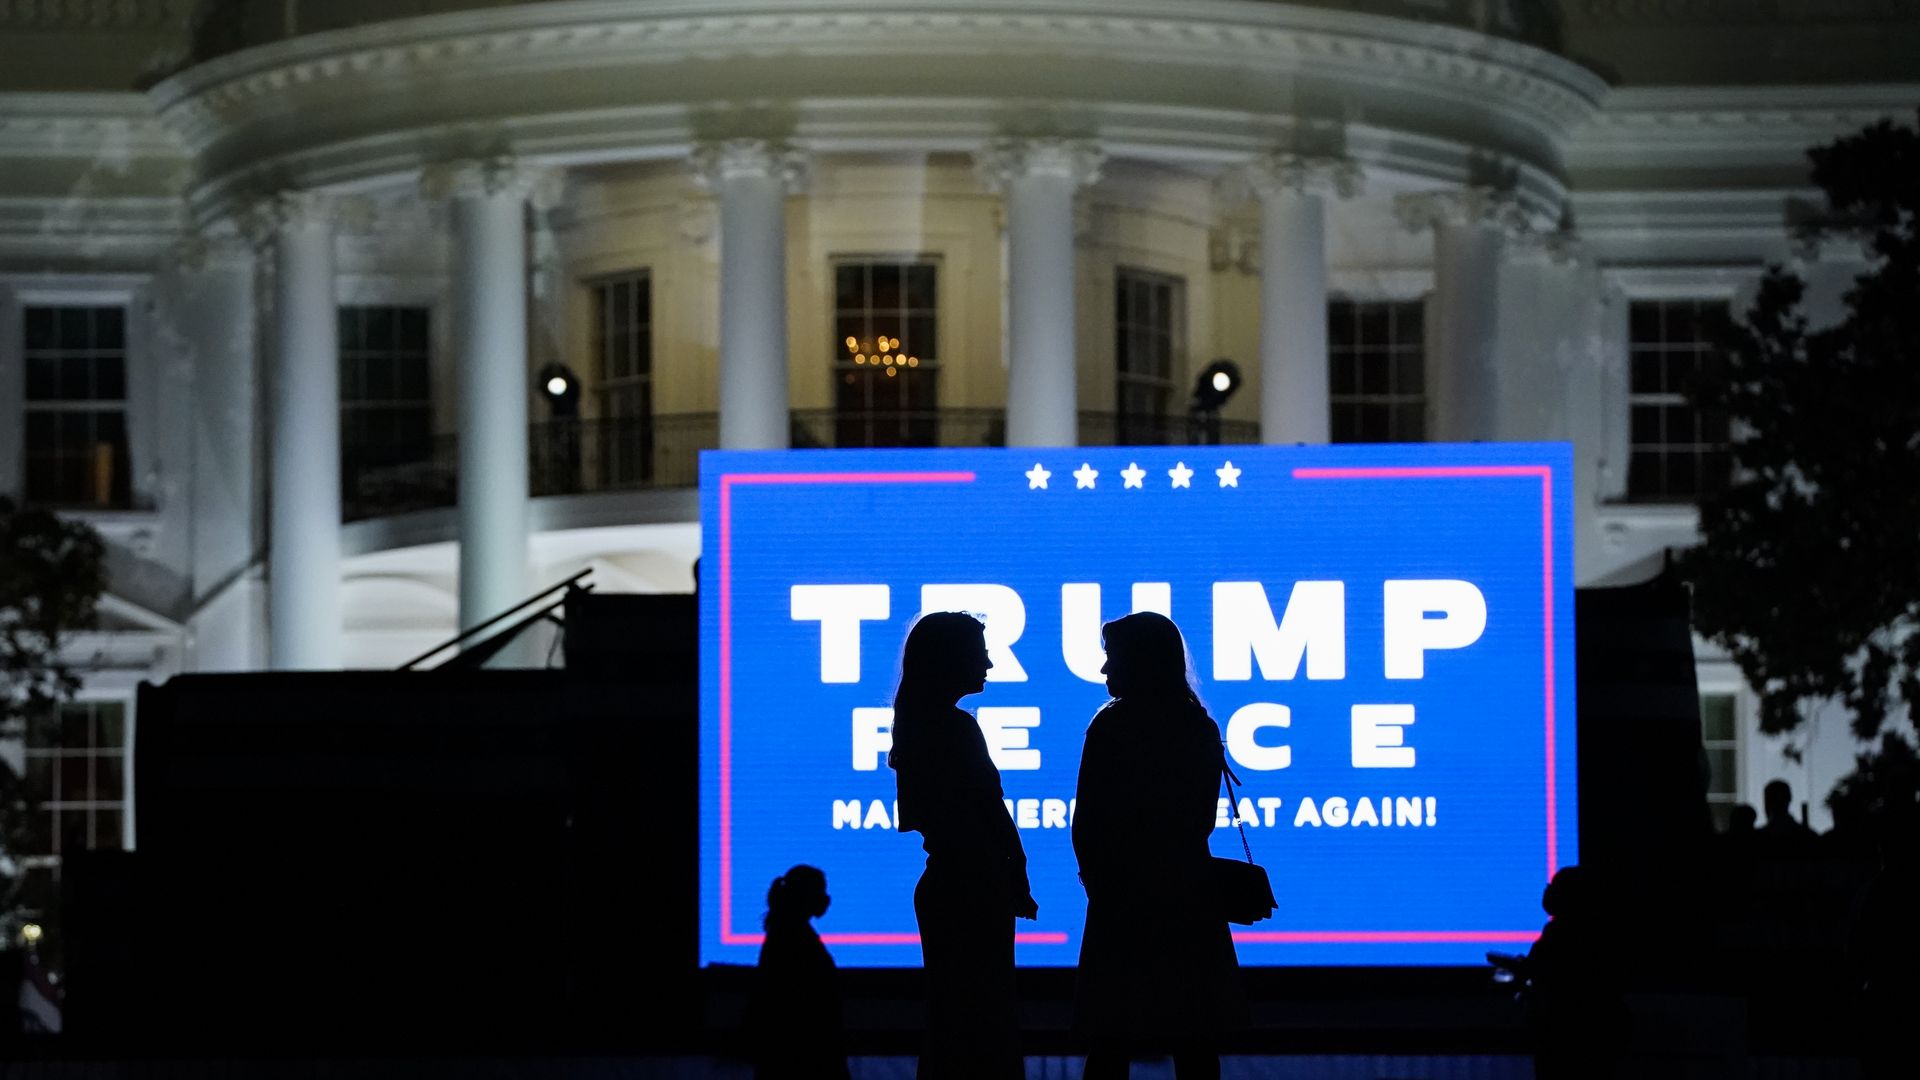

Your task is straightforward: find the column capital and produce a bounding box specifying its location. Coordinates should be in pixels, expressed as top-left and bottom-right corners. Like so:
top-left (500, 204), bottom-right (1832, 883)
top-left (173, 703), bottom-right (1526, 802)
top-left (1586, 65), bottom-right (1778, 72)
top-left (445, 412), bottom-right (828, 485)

top-left (690, 139), bottom-right (809, 194)
top-left (1225, 152), bottom-right (1363, 205)
top-left (422, 157), bottom-right (563, 206)
top-left (238, 190), bottom-right (337, 250)
top-left (1393, 186), bottom-right (1532, 237)
top-left (1511, 224), bottom-right (1591, 269)
top-left (973, 138), bottom-right (1105, 193)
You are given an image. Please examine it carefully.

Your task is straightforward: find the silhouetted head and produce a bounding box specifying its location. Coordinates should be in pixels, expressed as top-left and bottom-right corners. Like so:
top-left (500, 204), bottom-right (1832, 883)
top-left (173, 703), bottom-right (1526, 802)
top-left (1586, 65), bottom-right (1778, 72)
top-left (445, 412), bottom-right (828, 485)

top-left (892, 611), bottom-right (991, 713)
top-left (1727, 804), bottom-right (1758, 833)
top-left (1100, 611), bottom-right (1200, 705)
top-left (1763, 779), bottom-right (1793, 823)
top-left (765, 864), bottom-right (830, 928)
top-left (1541, 865), bottom-right (1592, 920)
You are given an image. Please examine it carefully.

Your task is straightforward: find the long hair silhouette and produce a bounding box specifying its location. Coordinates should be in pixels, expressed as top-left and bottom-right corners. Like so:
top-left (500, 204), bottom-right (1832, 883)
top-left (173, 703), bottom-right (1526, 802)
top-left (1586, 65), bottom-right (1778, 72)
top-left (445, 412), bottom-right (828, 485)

top-left (1101, 610), bottom-right (1203, 708)
top-left (889, 611), bottom-right (988, 763)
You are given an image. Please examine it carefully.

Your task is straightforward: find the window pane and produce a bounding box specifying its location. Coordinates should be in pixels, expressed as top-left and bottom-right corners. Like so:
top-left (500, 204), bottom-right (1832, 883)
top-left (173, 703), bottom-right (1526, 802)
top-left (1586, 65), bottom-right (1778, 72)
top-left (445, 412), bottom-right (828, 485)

top-left (1631, 405), bottom-right (1661, 446)
top-left (96, 754), bottom-right (125, 801)
top-left (870, 264), bottom-right (902, 310)
top-left (905, 316), bottom-right (936, 360)
top-left (25, 756), bottom-right (52, 803)
top-left (905, 264), bottom-right (937, 309)
top-left (24, 306), bottom-right (56, 349)
top-left (1394, 350), bottom-right (1424, 395)
top-left (25, 357), bottom-right (58, 400)
top-left (1701, 695), bottom-right (1737, 743)
top-left (1630, 351), bottom-right (1663, 395)
top-left (1329, 354), bottom-right (1356, 396)
top-left (834, 264), bottom-right (865, 309)
top-left (1629, 302), bottom-right (1660, 343)
top-left (96, 809), bottom-right (124, 850)
top-left (398, 308), bottom-right (429, 351)
top-left (1704, 747), bottom-right (1736, 797)
top-left (59, 307), bottom-right (90, 347)
top-left (62, 756), bottom-right (90, 801)
top-left (96, 702), bottom-right (125, 747)
top-left (95, 355), bottom-right (127, 401)
top-left (58, 356), bottom-right (91, 399)
top-left (61, 706), bottom-right (89, 748)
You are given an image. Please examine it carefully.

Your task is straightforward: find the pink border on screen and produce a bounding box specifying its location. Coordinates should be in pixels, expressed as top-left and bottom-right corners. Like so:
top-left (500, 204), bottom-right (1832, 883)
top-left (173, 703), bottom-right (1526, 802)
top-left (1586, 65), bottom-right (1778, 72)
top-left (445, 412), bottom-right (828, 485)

top-left (716, 463), bottom-right (1561, 950)
top-left (717, 471), bottom-right (1077, 948)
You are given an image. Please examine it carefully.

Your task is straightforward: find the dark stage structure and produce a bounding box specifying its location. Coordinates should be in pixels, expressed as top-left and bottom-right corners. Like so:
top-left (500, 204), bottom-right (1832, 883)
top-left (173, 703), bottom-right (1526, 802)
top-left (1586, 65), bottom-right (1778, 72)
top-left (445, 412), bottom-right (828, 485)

top-left (51, 575), bottom-right (1844, 1062)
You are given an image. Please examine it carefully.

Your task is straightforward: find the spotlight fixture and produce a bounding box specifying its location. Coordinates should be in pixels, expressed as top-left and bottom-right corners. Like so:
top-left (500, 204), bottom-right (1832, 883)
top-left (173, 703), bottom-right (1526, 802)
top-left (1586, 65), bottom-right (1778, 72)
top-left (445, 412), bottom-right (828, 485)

top-left (1190, 358), bottom-right (1242, 412)
top-left (537, 362), bottom-right (580, 418)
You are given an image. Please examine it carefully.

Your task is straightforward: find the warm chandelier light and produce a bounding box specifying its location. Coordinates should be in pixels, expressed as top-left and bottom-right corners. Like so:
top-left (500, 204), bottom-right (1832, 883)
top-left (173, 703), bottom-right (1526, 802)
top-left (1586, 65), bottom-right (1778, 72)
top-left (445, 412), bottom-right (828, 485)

top-left (845, 335), bottom-right (920, 377)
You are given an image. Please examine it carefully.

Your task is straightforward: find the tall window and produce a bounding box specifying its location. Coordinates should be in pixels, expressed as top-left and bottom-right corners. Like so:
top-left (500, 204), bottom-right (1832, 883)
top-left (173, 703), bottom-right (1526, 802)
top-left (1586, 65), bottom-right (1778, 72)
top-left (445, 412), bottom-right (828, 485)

top-left (22, 305), bottom-right (131, 509)
top-left (832, 259), bottom-right (938, 447)
top-left (18, 700), bottom-right (130, 927)
top-left (1329, 300), bottom-right (1425, 443)
top-left (1628, 299), bottom-right (1732, 502)
top-left (1701, 692), bottom-right (1741, 830)
top-left (1115, 269), bottom-right (1183, 444)
top-left (339, 306), bottom-right (433, 508)
top-left (590, 273), bottom-right (653, 484)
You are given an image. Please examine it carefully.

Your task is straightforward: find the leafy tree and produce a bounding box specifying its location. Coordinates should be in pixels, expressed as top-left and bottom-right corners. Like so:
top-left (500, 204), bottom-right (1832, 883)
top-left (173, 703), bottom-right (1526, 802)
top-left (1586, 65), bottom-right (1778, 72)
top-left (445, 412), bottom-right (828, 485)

top-left (0, 498), bottom-right (106, 943)
top-left (1681, 111), bottom-right (1920, 824)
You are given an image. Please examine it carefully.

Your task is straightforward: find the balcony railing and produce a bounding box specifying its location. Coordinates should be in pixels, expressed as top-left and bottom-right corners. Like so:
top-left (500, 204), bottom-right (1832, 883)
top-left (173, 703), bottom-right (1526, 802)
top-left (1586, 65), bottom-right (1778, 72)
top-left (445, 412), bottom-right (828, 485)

top-left (341, 409), bottom-right (1260, 522)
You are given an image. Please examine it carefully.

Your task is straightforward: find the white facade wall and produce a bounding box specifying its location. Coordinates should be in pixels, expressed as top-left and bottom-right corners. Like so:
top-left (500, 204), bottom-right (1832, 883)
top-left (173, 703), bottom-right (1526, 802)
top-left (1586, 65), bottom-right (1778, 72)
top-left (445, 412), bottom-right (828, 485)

top-left (0, 1), bottom-right (1916, 830)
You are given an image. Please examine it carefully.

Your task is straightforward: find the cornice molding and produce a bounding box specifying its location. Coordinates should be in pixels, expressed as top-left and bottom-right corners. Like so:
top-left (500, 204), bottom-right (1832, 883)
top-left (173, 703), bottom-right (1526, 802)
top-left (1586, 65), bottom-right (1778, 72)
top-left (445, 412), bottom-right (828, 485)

top-left (0, 0), bottom-right (190, 30)
top-left (143, 0), bottom-right (1605, 217)
top-left (1571, 83), bottom-right (1920, 172)
top-left (0, 92), bottom-right (184, 159)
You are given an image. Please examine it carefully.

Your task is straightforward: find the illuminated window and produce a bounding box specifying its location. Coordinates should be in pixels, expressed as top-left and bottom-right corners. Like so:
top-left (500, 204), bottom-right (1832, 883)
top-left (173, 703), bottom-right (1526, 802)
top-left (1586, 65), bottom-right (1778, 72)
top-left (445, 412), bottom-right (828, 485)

top-left (339, 306), bottom-right (434, 512)
top-left (1628, 299), bottom-right (1731, 502)
top-left (832, 259), bottom-right (938, 447)
top-left (1701, 692), bottom-right (1741, 830)
top-left (1329, 300), bottom-right (1425, 443)
top-left (590, 272), bottom-right (654, 483)
top-left (21, 305), bottom-right (131, 509)
top-left (1114, 269), bottom-right (1183, 445)
top-left (18, 700), bottom-right (130, 929)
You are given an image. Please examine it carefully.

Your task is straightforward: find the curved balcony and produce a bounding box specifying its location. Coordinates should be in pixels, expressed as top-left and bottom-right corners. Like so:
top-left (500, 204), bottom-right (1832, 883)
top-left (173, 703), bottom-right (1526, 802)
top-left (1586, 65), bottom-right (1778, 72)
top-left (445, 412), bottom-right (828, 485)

top-left (342, 409), bottom-right (1261, 524)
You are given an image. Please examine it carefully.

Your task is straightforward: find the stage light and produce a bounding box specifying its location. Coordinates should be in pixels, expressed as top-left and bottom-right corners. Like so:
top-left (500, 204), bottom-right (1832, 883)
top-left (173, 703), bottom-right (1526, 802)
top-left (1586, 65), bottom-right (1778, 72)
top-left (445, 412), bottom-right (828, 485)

top-left (20, 923), bottom-right (41, 947)
top-left (1191, 358), bottom-right (1242, 411)
top-left (537, 362), bottom-right (580, 419)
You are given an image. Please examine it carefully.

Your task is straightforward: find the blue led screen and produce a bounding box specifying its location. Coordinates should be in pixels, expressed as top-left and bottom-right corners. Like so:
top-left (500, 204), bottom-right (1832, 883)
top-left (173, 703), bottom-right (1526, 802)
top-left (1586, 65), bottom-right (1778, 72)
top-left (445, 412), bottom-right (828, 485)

top-left (699, 442), bottom-right (1576, 967)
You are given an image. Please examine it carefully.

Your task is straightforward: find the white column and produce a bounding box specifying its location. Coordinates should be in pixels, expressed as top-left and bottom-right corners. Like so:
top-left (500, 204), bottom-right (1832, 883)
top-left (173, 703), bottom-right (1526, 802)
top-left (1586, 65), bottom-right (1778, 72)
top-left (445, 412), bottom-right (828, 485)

top-left (693, 140), bottom-right (807, 450)
top-left (976, 139), bottom-right (1104, 447)
top-left (1395, 188), bottom-right (1527, 443)
top-left (1239, 154), bottom-right (1362, 444)
top-left (423, 159), bottom-right (554, 641)
top-left (245, 193), bottom-right (342, 671)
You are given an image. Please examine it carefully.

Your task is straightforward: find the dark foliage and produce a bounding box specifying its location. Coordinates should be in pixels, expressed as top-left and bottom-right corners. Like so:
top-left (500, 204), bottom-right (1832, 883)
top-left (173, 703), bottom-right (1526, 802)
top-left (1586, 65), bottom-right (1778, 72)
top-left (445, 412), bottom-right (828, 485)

top-left (0, 497), bottom-right (106, 937)
top-left (1681, 112), bottom-right (1920, 815)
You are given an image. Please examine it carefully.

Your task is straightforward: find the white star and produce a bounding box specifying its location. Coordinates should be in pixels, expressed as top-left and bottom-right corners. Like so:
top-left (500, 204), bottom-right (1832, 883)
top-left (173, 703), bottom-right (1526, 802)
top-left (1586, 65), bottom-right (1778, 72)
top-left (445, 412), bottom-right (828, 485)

top-left (1168, 462), bottom-right (1194, 488)
top-left (1216, 461), bottom-right (1242, 488)
top-left (1074, 463), bottom-right (1099, 489)
top-left (1025, 463), bottom-right (1051, 489)
top-left (1121, 462), bottom-right (1146, 489)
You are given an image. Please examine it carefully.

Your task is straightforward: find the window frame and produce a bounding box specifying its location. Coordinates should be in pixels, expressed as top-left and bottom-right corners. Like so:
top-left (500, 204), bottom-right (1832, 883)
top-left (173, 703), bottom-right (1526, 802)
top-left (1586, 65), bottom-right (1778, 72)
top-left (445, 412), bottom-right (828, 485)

top-left (1624, 296), bottom-right (1735, 504)
top-left (1113, 266), bottom-right (1186, 444)
top-left (587, 269), bottom-right (654, 422)
top-left (16, 694), bottom-right (136, 921)
top-left (2, 278), bottom-right (150, 512)
top-left (1327, 296), bottom-right (1427, 444)
top-left (828, 255), bottom-right (942, 447)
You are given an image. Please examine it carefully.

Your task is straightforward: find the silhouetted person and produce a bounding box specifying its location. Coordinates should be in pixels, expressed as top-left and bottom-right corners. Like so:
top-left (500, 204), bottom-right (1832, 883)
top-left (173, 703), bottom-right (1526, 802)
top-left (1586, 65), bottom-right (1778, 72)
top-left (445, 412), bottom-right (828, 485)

top-left (1506, 865), bottom-right (1629, 1080)
top-left (748, 865), bottom-right (850, 1080)
top-left (1758, 779), bottom-right (1818, 859)
top-left (888, 612), bottom-right (1036, 1080)
top-left (1073, 612), bottom-right (1241, 1080)
top-left (1725, 803), bottom-right (1757, 836)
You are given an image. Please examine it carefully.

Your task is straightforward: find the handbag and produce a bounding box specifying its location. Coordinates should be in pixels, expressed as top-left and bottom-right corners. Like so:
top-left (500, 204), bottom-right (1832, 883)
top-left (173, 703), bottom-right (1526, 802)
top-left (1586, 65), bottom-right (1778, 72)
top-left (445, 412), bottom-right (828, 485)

top-left (1210, 760), bottom-right (1278, 925)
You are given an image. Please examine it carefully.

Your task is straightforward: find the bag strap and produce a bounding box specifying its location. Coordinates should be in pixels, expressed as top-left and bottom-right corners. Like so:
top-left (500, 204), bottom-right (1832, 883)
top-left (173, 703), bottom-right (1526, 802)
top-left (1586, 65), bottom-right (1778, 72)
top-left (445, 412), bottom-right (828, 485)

top-left (1219, 753), bottom-right (1255, 866)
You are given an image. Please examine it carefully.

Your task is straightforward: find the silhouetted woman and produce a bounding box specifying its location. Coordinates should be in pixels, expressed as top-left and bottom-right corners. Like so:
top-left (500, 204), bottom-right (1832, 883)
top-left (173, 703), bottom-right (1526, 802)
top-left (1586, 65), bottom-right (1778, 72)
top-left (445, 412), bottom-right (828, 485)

top-left (1073, 612), bottom-right (1241, 1080)
top-left (748, 865), bottom-right (850, 1080)
top-left (889, 611), bottom-right (1037, 1080)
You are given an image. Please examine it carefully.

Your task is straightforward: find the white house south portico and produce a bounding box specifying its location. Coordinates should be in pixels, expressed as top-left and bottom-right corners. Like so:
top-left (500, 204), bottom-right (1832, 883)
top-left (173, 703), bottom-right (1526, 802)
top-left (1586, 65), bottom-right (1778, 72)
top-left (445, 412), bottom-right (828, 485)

top-left (4, 0), bottom-right (1917, 845)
